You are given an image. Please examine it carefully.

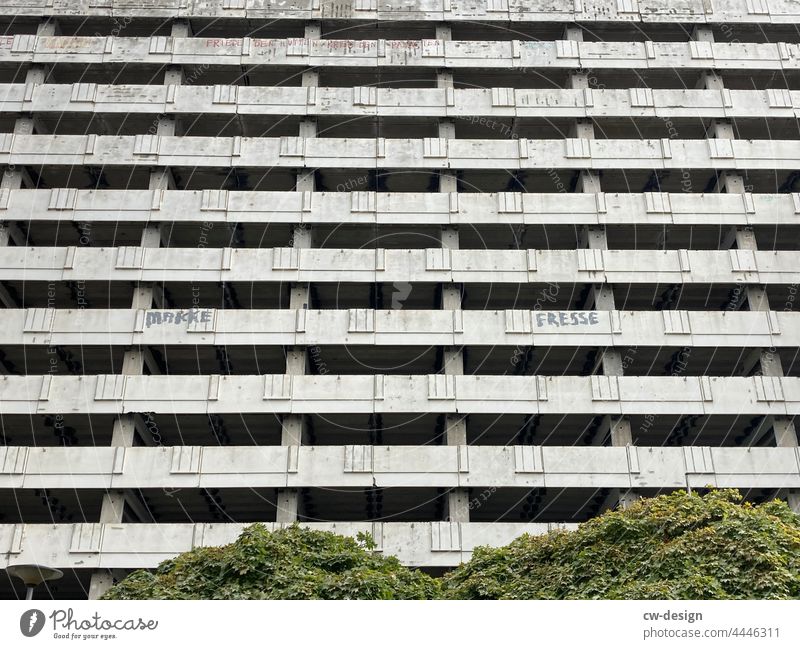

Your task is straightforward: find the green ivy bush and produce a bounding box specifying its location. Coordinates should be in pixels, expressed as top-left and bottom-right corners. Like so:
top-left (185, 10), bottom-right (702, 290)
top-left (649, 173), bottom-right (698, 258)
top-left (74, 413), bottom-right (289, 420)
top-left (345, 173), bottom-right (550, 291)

top-left (102, 524), bottom-right (441, 599)
top-left (102, 490), bottom-right (800, 600)
top-left (444, 490), bottom-right (800, 599)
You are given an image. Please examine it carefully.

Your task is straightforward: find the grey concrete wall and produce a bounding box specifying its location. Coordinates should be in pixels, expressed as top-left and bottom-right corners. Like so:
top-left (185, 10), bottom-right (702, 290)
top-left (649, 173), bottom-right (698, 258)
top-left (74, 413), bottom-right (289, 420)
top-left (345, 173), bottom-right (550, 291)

top-left (0, 0), bottom-right (799, 598)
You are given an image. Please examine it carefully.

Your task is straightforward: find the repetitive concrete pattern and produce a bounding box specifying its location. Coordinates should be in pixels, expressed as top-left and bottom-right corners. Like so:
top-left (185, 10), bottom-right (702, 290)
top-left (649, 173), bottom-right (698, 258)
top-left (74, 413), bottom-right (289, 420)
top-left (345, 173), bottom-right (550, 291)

top-left (0, 0), bottom-right (798, 599)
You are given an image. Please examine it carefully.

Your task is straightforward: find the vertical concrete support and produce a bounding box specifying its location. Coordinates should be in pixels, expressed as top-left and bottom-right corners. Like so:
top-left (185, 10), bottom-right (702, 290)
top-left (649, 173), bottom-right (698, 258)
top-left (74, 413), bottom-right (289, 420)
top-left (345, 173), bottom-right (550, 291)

top-left (433, 24), bottom-right (468, 523)
top-left (88, 20), bottom-right (186, 599)
top-left (276, 227), bottom-right (310, 521)
top-left (275, 21), bottom-right (321, 524)
top-left (566, 26), bottom-right (634, 509)
top-left (301, 21), bottom-right (321, 90)
top-left (440, 227), bottom-right (469, 522)
top-left (692, 29), bottom-right (799, 512)
top-left (0, 24), bottom-right (54, 358)
top-left (0, 18), bottom-right (55, 247)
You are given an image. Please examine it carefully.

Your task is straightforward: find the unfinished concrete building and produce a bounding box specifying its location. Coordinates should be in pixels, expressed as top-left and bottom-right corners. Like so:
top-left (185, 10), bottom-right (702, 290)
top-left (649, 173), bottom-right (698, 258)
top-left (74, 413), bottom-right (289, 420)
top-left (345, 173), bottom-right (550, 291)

top-left (0, 0), bottom-right (799, 599)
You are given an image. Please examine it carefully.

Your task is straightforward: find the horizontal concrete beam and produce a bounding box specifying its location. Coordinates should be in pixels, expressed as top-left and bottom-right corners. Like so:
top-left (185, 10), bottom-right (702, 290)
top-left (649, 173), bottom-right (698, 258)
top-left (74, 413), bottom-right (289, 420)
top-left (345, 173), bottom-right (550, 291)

top-left (0, 247), bottom-right (795, 285)
top-left (1, 445), bottom-right (797, 490)
top-left (0, 374), bottom-right (796, 415)
top-left (1, 0), bottom-right (797, 26)
top-left (2, 189), bottom-right (796, 228)
top-left (2, 37), bottom-right (800, 71)
top-left (0, 520), bottom-right (576, 569)
top-left (0, 308), bottom-right (793, 348)
top-left (1, 135), bottom-right (796, 171)
top-left (2, 85), bottom-right (798, 121)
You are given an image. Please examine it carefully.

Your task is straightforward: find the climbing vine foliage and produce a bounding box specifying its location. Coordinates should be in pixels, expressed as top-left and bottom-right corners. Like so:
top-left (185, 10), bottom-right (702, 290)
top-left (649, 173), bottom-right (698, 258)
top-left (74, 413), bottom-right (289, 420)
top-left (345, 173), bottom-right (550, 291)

top-left (102, 524), bottom-right (441, 600)
top-left (444, 490), bottom-right (800, 599)
top-left (103, 490), bottom-right (800, 600)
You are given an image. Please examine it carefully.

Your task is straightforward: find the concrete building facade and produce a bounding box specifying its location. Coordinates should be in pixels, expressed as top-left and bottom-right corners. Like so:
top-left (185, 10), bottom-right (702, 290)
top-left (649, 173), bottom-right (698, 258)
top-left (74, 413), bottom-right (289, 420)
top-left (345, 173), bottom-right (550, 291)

top-left (0, 0), bottom-right (799, 598)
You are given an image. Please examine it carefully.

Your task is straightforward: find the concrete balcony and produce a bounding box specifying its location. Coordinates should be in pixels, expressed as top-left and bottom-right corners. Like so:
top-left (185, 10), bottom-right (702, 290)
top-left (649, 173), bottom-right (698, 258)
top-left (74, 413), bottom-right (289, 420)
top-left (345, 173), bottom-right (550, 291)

top-left (3, 0), bottom-right (800, 26)
top-left (2, 189), bottom-right (797, 229)
top-left (2, 86), bottom-right (798, 122)
top-left (1, 445), bottom-right (798, 491)
top-left (1, 135), bottom-right (798, 172)
top-left (0, 247), bottom-right (795, 285)
top-left (0, 308), bottom-right (792, 349)
top-left (0, 374), bottom-right (795, 416)
top-left (2, 36), bottom-right (800, 71)
top-left (0, 521), bottom-right (573, 569)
